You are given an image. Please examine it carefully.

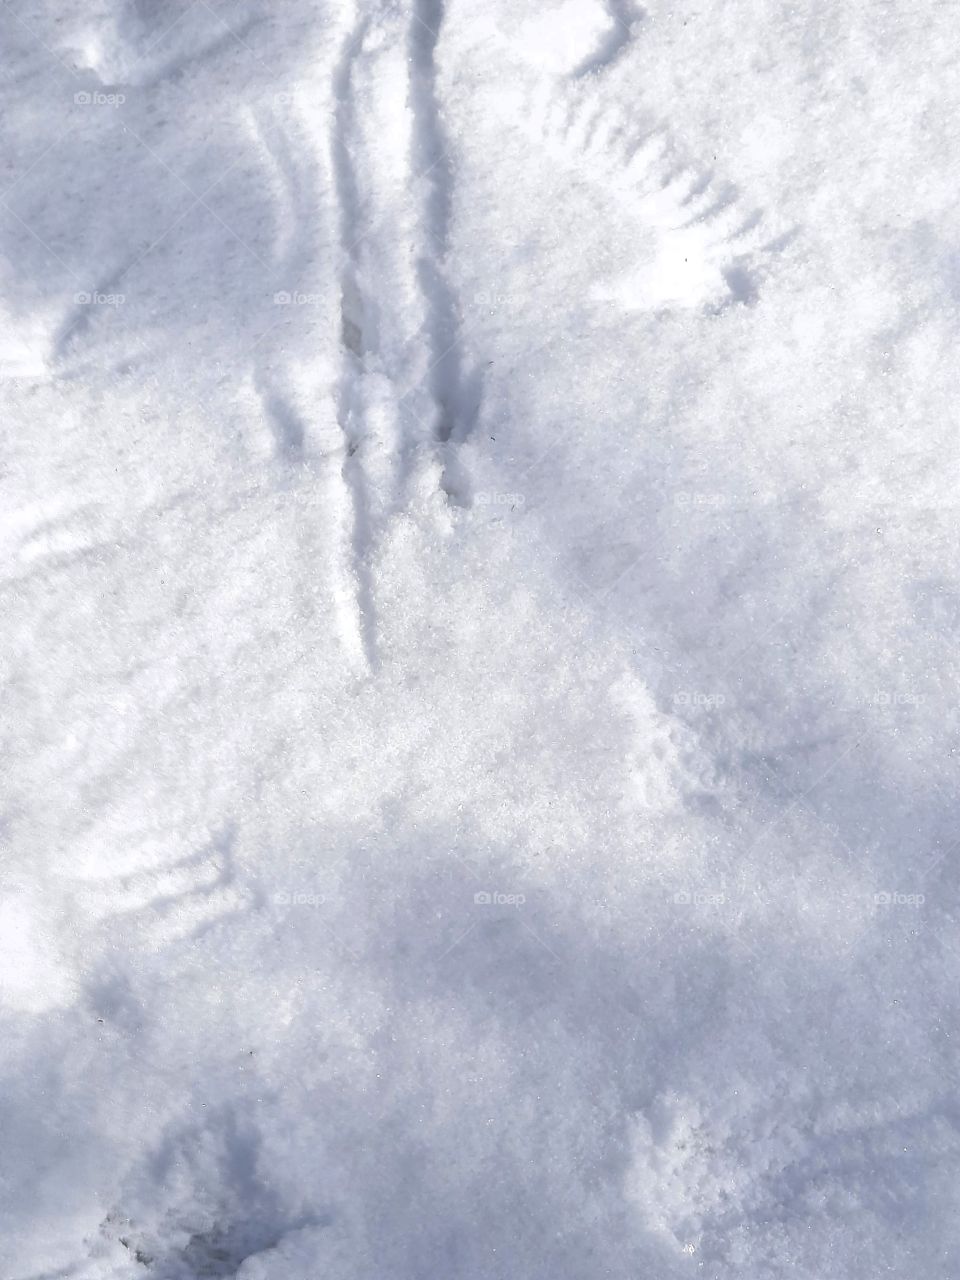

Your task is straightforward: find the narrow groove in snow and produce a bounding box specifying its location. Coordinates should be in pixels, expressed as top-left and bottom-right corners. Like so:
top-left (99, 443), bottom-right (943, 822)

top-left (408, 0), bottom-right (481, 467)
top-left (330, 12), bottom-right (379, 670)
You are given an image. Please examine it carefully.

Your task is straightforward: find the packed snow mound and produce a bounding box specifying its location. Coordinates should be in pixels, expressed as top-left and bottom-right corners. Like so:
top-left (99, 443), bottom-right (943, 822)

top-left (3, 1), bottom-right (960, 1277)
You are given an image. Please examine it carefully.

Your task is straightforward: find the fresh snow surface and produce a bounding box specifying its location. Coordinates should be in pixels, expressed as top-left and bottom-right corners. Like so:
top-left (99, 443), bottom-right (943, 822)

top-left (3, 1), bottom-right (960, 1277)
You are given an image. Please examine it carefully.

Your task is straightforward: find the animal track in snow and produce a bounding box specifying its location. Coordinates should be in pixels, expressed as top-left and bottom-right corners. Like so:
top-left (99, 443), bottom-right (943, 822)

top-left (72, 827), bottom-right (247, 952)
top-left (572, 0), bottom-right (646, 78)
top-left (0, 492), bottom-right (116, 583)
top-left (102, 1212), bottom-right (291, 1279)
top-left (246, 103), bottom-right (340, 464)
top-left (325, 0), bottom-right (480, 480)
top-left (625, 1092), bottom-right (958, 1264)
top-left (247, 0), bottom-right (477, 668)
top-left (247, 94), bottom-right (377, 671)
top-left (1, 824), bottom-right (246, 1014)
top-left (98, 1107), bottom-right (312, 1279)
top-left (521, 83), bottom-right (781, 313)
top-left (243, 0), bottom-right (484, 671)
top-left (68, 5), bottom-right (266, 91)
top-left (406, 0), bottom-right (484, 504)
top-left (507, 0), bottom-right (621, 77)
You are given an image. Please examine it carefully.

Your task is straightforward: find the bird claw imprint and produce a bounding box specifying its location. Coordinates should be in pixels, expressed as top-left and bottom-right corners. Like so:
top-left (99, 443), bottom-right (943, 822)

top-left (520, 82), bottom-right (790, 312)
top-left (73, 833), bottom-right (247, 952)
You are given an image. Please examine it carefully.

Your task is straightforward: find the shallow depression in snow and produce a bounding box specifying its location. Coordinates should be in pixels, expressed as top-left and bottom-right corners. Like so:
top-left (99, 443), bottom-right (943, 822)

top-left (3, 0), bottom-right (960, 1277)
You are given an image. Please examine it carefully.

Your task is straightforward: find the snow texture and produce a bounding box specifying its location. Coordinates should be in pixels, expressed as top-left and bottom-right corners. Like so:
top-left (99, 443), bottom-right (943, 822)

top-left (2, 0), bottom-right (960, 1276)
